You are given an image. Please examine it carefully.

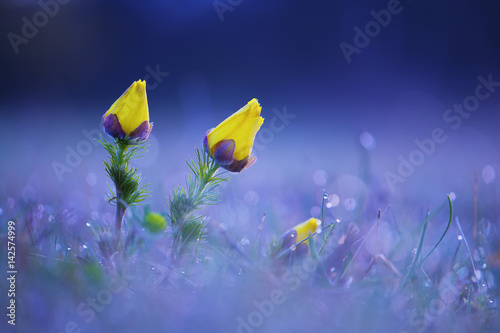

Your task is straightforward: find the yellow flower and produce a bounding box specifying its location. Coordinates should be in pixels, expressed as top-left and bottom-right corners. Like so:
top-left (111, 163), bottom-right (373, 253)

top-left (281, 218), bottom-right (321, 253)
top-left (103, 80), bottom-right (153, 141)
top-left (204, 98), bottom-right (264, 172)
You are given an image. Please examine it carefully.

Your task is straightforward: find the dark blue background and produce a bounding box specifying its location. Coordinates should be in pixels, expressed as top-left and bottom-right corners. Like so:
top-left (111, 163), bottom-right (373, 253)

top-left (2, 0), bottom-right (500, 121)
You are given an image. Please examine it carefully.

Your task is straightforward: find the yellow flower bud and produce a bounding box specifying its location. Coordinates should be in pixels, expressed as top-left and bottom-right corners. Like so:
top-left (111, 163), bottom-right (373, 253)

top-left (204, 98), bottom-right (264, 172)
top-left (103, 80), bottom-right (153, 141)
top-left (281, 218), bottom-right (321, 254)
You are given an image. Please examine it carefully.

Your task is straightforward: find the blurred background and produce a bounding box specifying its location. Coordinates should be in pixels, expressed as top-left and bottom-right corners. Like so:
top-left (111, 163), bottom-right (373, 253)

top-left (1, 0), bottom-right (500, 249)
top-left (1, 1), bottom-right (500, 332)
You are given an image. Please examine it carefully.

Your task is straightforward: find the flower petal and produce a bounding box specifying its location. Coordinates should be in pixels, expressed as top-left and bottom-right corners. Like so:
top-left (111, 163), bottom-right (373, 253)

top-left (282, 218), bottom-right (321, 247)
top-left (206, 99), bottom-right (264, 161)
top-left (103, 114), bottom-right (126, 140)
top-left (223, 157), bottom-right (249, 173)
top-left (129, 120), bottom-right (153, 141)
top-left (103, 80), bottom-right (150, 138)
top-left (213, 139), bottom-right (235, 166)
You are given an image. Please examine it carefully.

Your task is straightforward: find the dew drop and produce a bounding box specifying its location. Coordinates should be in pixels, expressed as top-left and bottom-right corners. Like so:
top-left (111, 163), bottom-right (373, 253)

top-left (83, 244), bottom-right (88, 249)
top-left (335, 218), bottom-right (341, 223)
top-left (48, 215), bottom-right (54, 222)
top-left (323, 190), bottom-right (329, 200)
top-left (86, 222), bottom-right (91, 227)
top-left (151, 267), bottom-right (156, 271)
top-left (330, 267), bottom-right (336, 273)
top-left (240, 238), bottom-right (250, 247)
top-left (67, 244), bottom-right (72, 251)
top-left (457, 235), bottom-right (463, 241)
top-left (290, 244), bottom-right (297, 251)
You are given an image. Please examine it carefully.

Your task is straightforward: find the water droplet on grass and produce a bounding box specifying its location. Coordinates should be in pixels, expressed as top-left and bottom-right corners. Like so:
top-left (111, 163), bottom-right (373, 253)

top-left (290, 244), bottom-right (297, 251)
top-left (457, 235), bottom-right (463, 241)
top-left (323, 190), bottom-right (329, 200)
top-left (67, 244), bottom-right (72, 251)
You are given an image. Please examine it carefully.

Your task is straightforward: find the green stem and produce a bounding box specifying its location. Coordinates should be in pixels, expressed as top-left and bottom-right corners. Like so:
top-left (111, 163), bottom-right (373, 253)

top-left (402, 210), bottom-right (430, 287)
top-left (321, 190), bottom-right (326, 243)
top-left (115, 141), bottom-right (128, 244)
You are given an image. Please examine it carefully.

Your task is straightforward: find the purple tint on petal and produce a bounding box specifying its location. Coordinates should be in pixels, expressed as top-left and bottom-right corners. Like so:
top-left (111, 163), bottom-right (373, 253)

top-left (129, 121), bottom-right (152, 141)
top-left (222, 156), bottom-right (249, 173)
top-left (103, 114), bottom-right (126, 140)
top-left (213, 139), bottom-right (235, 166)
top-left (203, 130), bottom-right (211, 154)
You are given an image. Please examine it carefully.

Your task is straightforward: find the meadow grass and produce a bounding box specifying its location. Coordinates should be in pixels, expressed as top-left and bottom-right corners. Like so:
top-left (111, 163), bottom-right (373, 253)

top-left (1, 169), bottom-right (498, 333)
